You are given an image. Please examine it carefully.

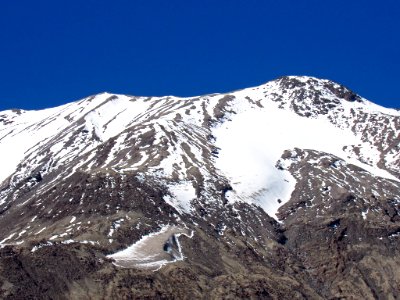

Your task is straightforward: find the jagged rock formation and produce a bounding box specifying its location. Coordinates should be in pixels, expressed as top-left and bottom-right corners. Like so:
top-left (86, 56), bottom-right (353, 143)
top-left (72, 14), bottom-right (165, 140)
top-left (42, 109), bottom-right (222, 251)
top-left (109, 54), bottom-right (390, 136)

top-left (0, 76), bottom-right (399, 299)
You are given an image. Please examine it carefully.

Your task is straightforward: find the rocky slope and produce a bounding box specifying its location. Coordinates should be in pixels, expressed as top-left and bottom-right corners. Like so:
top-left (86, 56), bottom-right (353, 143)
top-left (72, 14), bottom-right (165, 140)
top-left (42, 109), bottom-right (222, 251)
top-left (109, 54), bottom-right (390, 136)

top-left (0, 76), bottom-right (399, 299)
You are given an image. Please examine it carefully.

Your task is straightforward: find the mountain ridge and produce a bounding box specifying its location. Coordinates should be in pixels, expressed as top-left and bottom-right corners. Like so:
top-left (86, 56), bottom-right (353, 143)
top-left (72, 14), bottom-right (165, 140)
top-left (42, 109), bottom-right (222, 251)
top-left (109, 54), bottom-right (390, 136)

top-left (0, 76), bottom-right (399, 299)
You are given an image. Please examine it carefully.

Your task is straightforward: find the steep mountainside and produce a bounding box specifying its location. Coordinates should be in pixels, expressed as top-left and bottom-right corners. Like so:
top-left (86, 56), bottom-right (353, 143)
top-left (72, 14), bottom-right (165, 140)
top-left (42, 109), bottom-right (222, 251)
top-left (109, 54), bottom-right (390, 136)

top-left (0, 76), bottom-right (399, 299)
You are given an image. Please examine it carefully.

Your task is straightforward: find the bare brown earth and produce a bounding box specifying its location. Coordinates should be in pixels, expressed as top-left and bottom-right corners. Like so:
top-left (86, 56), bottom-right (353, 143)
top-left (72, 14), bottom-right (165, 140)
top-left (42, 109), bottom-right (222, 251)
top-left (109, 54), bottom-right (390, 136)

top-left (0, 157), bottom-right (399, 299)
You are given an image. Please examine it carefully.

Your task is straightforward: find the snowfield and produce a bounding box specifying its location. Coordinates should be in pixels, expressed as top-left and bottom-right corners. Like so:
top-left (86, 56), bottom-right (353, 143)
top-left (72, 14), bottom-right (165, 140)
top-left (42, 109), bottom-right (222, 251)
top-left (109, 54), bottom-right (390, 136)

top-left (0, 76), bottom-right (399, 221)
top-left (213, 90), bottom-right (399, 217)
top-left (107, 225), bottom-right (192, 271)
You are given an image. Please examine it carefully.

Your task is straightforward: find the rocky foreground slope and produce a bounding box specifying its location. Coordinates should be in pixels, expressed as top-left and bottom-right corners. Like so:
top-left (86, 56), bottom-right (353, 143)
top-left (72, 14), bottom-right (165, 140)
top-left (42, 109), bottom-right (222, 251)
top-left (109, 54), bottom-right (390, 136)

top-left (0, 76), bottom-right (399, 299)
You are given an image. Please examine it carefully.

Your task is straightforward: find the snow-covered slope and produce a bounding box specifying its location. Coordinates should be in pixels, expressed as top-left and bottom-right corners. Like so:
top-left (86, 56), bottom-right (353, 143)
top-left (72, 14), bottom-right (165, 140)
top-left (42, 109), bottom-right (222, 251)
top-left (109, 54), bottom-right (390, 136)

top-left (0, 76), bottom-right (399, 221)
top-left (1, 76), bottom-right (400, 299)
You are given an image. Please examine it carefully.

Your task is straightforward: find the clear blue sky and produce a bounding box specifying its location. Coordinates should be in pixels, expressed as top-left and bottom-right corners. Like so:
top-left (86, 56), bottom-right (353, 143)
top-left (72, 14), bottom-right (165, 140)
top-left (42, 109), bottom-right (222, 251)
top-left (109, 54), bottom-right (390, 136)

top-left (1, 0), bottom-right (399, 111)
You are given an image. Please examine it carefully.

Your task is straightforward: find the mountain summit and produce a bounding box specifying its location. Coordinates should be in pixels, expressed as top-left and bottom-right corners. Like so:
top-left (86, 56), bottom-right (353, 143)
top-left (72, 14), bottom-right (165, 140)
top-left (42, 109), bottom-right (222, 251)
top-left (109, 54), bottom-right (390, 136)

top-left (0, 76), bottom-right (399, 299)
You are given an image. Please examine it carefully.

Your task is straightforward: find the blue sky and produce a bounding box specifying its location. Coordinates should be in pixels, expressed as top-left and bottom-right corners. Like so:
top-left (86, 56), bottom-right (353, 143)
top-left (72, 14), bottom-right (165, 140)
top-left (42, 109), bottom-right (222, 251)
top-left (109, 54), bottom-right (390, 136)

top-left (0, 0), bottom-right (399, 110)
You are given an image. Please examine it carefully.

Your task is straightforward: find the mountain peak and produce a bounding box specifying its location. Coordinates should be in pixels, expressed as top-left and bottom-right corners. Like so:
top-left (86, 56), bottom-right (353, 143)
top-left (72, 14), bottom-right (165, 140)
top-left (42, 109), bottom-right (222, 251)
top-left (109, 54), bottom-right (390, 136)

top-left (274, 75), bottom-right (362, 103)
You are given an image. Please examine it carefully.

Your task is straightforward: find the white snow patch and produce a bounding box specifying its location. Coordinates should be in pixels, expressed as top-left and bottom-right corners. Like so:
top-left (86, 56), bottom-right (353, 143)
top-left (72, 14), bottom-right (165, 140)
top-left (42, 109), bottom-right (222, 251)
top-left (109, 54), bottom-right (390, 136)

top-left (17, 230), bottom-right (27, 239)
top-left (362, 209), bottom-right (369, 220)
top-left (107, 225), bottom-right (192, 270)
top-left (35, 227), bottom-right (47, 235)
top-left (49, 235), bottom-right (59, 240)
top-left (0, 233), bottom-right (17, 245)
top-left (108, 218), bottom-right (124, 237)
top-left (164, 182), bottom-right (196, 214)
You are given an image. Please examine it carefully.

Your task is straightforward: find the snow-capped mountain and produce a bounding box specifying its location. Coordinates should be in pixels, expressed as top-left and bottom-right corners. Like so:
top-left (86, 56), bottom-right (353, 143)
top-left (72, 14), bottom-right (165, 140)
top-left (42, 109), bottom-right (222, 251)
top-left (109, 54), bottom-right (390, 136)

top-left (0, 76), bottom-right (399, 299)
